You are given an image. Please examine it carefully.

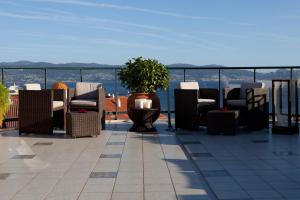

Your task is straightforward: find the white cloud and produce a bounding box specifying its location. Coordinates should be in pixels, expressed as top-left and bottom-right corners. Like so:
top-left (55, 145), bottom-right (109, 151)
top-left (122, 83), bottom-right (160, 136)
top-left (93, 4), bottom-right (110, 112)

top-left (28, 0), bottom-right (254, 26)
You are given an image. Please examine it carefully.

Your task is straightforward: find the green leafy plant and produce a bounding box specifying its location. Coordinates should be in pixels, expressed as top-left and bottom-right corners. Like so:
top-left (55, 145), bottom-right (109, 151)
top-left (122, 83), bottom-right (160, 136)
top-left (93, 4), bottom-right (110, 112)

top-left (118, 57), bottom-right (171, 93)
top-left (0, 83), bottom-right (9, 123)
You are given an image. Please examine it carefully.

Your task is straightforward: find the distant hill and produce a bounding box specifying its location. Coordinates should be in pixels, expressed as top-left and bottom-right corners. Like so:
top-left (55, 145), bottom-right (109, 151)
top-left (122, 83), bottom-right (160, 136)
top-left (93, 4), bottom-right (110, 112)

top-left (0, 61), bottom-right (119, 68)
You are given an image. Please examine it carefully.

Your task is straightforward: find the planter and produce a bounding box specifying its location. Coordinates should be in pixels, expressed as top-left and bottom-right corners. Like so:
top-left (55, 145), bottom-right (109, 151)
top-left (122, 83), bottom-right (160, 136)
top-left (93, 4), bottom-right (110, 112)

top-left (127, 92), bottom-right (160, 122)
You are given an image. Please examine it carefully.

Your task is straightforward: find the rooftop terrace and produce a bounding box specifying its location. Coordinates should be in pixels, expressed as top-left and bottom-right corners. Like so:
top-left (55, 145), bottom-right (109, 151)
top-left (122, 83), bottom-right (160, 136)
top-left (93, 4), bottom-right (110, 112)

top-left (1, 121), bottom-right (300, 200)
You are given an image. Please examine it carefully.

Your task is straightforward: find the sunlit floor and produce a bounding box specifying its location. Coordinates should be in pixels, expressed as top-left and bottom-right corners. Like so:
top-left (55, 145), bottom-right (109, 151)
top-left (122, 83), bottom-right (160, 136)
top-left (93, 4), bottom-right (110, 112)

top-left (1, 121), bottom-right (300, 200)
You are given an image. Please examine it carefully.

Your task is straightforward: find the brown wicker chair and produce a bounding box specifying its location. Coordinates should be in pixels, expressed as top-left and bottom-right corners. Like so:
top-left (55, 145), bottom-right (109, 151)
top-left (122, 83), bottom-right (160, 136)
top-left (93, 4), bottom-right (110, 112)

top-left (19, 89), bottom-right (67, 135)
top-left (174, 82), bottom-right (219, 130)
top-left (68, 82), bottom-right (106, 130)
top-left (224, 82), bottom-right (269, 130)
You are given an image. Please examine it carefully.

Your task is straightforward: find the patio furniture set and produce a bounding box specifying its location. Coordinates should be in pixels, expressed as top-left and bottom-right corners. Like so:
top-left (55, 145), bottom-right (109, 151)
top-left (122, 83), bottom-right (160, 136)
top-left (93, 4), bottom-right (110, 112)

top-left (18, 82), bottom-right (106, 138)
top-left (174, 81), bottom-right (269, 135)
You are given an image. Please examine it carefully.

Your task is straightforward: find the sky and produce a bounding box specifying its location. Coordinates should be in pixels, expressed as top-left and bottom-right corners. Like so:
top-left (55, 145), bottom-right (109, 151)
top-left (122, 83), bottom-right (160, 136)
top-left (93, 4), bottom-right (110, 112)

top-left (0, 0), bottom-right (300, 66)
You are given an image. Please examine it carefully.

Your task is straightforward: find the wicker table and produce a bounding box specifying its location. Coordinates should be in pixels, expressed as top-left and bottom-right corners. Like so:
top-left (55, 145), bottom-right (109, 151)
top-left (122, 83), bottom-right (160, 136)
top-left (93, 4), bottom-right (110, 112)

top-left (207, 110), bottom-right (240, 135)
top-left (129, 108), bottom-right (159, 132)
top-left (66, 111), bottom-right (100, 138)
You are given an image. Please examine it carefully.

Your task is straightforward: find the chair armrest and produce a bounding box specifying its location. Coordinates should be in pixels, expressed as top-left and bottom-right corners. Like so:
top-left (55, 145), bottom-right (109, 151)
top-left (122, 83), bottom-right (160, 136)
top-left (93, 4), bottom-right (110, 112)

top-left (246, 88), bottom-right (269, 104)
top-left (68, 88), bottom-right (75, 101)
top-left (19, 90), bottom-right (53, 114)
top-left (174, 89), bottom-right (199, 110)
top-left (97, 87), bottom-right (106, 109)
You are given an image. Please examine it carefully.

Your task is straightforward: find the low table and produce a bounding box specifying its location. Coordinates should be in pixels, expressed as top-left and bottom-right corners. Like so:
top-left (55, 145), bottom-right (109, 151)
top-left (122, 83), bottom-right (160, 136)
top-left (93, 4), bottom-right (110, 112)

top-left (66, 111), bottom-right (100, 138)
top-left (129, 108), bottom-right (159, 132)
top-left (207, 110), bottom-right (240, 135)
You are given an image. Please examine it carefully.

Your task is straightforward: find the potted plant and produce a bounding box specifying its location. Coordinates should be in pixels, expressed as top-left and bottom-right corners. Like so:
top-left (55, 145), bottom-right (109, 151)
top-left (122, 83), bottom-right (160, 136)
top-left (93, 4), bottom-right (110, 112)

top-left (0, 83), bottom-right (10, 126)
top-left (118, 57), bottom-right (171, 122)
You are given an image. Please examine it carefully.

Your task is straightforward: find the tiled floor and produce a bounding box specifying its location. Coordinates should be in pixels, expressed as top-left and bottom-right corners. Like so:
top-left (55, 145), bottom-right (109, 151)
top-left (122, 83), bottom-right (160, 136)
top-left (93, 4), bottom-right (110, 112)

top-left (1, 121), bottom-right (300, 200)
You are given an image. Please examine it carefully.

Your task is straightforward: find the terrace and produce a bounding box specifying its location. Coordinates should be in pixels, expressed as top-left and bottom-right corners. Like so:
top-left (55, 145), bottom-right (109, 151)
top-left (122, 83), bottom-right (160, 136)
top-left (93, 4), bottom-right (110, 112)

top-left (1, 66), bottom-right (300, 200)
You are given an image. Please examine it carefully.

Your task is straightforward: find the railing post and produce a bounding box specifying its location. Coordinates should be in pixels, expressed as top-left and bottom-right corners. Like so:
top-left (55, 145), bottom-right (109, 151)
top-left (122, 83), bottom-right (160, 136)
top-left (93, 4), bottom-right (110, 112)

top-left (183, 69), bottom-right (186, 82)
top-left (44, 68), bottom-right (47, 89)
top-left (1, 68), bottom-right (4, 84)
top-left (290, 67), bottom-right (293, 81)
top-left (167, 84), bottom-right (172, 130)
top-left (218, 68), bottom-right (221, 108)
top-left (80, 69), bottom-right (83, 82)
top-left (114, 68), bottom-right (118, 120)
top-left (254, 68), bottom-right (256, 82)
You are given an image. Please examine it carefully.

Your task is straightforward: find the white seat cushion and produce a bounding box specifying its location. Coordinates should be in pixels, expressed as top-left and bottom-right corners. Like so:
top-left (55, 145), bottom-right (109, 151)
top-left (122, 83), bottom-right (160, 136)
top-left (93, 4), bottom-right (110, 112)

top-left (198, 98), bottom-right (216, 106)
top-left (240, 82), bottom-right (264, 99)
top-left (53, 101), bottom-right (64, 110)
top-left (70, 99), bottom-right (97, 107)
top-left (227, 99), bottom-right (246, 107)
top-left (24, 83), bottom-right (41, 90)
top-left (76, 82), bottom-right (102, 99)
top-left (178, 82), bottom-right (199, 90)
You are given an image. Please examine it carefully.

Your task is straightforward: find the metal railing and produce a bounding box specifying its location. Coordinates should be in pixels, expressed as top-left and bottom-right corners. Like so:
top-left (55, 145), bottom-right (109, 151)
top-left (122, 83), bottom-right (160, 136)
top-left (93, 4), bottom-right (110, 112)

top-left (1, 65), bottom-right (300, 128)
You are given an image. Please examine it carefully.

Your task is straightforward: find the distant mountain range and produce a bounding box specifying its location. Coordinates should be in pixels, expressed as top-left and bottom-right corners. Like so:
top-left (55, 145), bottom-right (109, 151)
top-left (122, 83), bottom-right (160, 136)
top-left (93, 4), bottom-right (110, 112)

top-left (0, 60), bottom-right (224, 69)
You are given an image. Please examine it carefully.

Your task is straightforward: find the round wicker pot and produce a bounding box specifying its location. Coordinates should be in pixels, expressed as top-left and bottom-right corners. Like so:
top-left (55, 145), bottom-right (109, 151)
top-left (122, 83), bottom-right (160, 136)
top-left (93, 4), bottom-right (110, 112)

top-left (127, 92), bottom-right (160, 122)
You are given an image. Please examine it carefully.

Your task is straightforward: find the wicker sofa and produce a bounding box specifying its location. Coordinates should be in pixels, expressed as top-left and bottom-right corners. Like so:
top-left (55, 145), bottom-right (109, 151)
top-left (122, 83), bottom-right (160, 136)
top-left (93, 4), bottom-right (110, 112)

top-left (223, 82), bottom-right (269, 130)
top-left (68, 82), bottom-right (106, 130)
top-left (19, 84), bottom-right (67, 135)
top-left (174, 82), bottom-right (219, 130)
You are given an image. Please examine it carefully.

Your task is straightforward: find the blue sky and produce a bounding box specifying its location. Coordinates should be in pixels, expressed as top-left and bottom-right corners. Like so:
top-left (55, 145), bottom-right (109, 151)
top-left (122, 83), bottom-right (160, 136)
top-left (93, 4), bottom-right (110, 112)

top-left (0, 0), bottom-right (300, 66)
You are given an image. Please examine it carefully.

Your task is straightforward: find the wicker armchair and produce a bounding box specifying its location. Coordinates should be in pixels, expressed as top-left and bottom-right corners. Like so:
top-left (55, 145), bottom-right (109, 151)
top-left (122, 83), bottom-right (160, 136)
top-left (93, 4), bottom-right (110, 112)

top-left (174, 82), bottom-right (219, 130)
top-left (68, 82), bottom-right (106, 130)
top-left (19, 88), bottom-right (67, 135)
top-left (224, 82), bottom-right (269, 130)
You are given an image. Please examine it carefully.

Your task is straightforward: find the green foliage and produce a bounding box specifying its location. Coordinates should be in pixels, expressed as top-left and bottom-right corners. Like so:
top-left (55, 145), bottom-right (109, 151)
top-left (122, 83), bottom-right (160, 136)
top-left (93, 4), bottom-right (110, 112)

top-left (0, 83), bottom-right (9, 123)
top-left (118, 57), bottom-right (171, 93)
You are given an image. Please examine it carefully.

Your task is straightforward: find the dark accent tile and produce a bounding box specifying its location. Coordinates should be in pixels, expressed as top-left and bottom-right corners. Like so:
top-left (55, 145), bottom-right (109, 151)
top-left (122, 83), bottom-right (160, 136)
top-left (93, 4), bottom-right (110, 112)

top-left (201, 170), bottom-right (230, 177)
top-left (182, 141), bottom-right (201, 144)
top-left (176, 132), bottom-right (193, 135)
top-left (11, 155), bottom-right (35, 159)
top-left (34, 142), bottom-right (53, 146)
top-left (112, 133), bottom-right (128, 135)
top-left (0, 173), bottom-right (10, 180)
top-left (107, 142), bottom-right (125, 145)
top-left (273, 151), bottom-right (300, 156)
top-left (252, 139), bottom-right (269, 143)
top-left (219, 198), bottom-right (253, 200)
top-left (100, 154), bottom-right (122, 158)
top-left (89, 172), bottom-right (118, 178)
top-left (191, 153), bottom-right (213, 158)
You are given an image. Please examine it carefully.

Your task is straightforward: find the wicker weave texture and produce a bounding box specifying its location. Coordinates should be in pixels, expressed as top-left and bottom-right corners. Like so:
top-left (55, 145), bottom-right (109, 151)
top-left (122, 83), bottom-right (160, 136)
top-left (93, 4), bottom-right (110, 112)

top-left (19, 90), bottom-right (53, 134)
top-left (66, 111), bottom-right (100, 138)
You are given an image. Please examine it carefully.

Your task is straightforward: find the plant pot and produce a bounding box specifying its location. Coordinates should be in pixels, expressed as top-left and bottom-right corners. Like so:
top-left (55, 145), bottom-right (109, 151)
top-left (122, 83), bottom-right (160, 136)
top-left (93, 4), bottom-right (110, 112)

top-left (127, 92), bottom-right (160, 122)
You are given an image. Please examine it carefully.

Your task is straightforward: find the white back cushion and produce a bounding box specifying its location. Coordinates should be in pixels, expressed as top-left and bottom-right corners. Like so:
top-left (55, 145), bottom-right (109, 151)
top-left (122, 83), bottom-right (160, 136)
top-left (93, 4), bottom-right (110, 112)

top-left (24, 83), bottom-right (41, 90)
top-left (178, 82), bottom-right (199, 90)
top-left (76, 82), bottom-right (102, 99)
top-left (240, 82), bottom-right (264, 99)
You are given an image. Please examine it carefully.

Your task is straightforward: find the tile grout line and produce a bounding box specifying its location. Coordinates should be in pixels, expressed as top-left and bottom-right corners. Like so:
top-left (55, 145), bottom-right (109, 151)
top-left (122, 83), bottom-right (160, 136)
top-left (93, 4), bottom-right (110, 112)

top-left (157, 133), bottom-right (179, 200)
top-left (109, 128), bottom-right (129, 200)
top-left (219, 134), bottom-right (289, 200)
top-left (142, 133), bottom-right (145, 200)
top-left (75, 127), bottom-right (114, 200)
top-left (174, 132), bottom-right (218, 200)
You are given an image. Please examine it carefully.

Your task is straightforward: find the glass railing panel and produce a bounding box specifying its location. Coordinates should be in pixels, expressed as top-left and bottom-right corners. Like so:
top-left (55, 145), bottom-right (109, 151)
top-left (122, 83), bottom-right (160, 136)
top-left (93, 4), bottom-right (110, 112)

top-left (167, 69), bottom-right (185, 122)
top-left (46, 69), bottom-right (81, 88)
top-left (220, 68), bottom-right (254, 107)
top-left (185, 69), bottom-right (219, 88)
top-left (291, 69), bottom-right (300, 119)
top-left (3, 69), bottom-right (45, 89)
